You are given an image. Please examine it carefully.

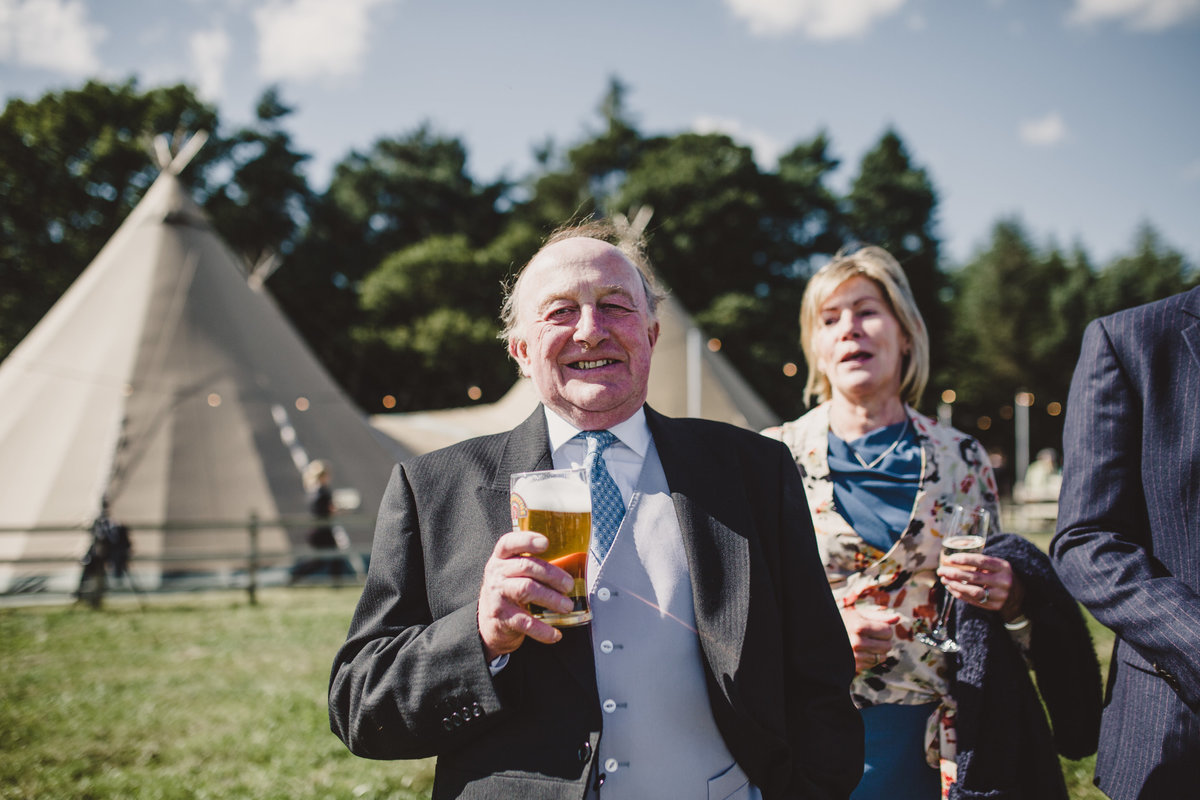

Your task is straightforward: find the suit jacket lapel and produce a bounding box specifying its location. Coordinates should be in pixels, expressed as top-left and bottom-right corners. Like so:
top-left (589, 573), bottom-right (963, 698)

top-left (477, 405), bottom-right (554, 521)
top-left (482, 405), bottom-right (598, 695)
top-left (646, 407), bottom-right (751, 683)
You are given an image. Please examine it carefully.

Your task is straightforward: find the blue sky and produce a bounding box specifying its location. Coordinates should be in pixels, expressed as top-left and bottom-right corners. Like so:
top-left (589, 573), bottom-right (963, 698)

top-left (2, 0), bottom-right (1198, 268)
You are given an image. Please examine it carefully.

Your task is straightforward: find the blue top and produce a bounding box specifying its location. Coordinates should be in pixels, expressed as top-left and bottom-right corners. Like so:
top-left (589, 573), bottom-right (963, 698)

top-left (828, 418), bottom-right (921, 552)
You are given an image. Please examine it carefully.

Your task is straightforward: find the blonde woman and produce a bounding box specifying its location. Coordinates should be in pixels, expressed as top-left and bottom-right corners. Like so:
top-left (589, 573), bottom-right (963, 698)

top-left (764, 246), bottom-right (1100, 798)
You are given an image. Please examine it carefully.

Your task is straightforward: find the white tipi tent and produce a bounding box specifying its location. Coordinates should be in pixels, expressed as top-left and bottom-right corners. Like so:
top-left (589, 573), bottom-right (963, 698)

top-left (0, 143), bottom-right (404, 594)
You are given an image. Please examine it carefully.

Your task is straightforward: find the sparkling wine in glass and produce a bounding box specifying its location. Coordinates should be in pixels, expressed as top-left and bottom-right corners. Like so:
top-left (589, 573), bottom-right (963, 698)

top-left (916, 505), bottom-right (990, 653)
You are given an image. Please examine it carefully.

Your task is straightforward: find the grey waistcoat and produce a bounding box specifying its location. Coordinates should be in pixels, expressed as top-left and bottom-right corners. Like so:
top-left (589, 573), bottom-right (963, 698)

top-left (586, 441), bottom-right (757, 800)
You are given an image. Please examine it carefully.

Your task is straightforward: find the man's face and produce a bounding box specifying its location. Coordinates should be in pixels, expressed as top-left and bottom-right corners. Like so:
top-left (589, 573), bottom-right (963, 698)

top-left (508, 238), bottom-right (659, 430)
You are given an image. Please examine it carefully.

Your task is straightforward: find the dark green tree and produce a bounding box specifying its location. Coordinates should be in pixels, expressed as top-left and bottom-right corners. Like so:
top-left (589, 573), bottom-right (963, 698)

top-left (511, 76), bottom-right (646, 235)
top-left (844, 129), bottom-right (944, 406)
top-left (691, 131), bottom-right (846, 420)
top-left (1090, 223), bottom-right (1198, 319)
top-left (615, 132), bottom-right (779, 310)
top-left (352, 229), bottom-right (531, 410)
top-left (0, 79), bottom-right (218, 360)
top-left (203, 86), bottom-right (311, 263)
top-left (942, 220), bottom-right (1092, 457)
top-left (277, 124), bottom-right (509, 408)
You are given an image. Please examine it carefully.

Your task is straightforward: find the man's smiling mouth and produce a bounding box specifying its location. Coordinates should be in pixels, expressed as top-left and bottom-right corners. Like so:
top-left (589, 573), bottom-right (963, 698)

top-left (570, 359), bottom-right (618, 370)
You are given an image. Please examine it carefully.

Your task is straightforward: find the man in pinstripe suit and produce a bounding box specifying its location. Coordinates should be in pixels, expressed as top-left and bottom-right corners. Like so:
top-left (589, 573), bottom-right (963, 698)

top-left (1051, 286), bottom-right (1200, 798)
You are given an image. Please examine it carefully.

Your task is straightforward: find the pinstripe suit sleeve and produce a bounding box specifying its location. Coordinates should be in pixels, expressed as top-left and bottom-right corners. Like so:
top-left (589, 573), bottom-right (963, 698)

top-left (1051, 316), bottom-right (1200, 711)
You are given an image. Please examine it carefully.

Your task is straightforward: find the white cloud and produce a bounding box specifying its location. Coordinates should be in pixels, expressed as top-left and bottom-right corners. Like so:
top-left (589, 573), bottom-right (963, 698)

top-left (190, 27), bottom-right (231, 102)
top-left (253, 0), bottom-right (394, 82)
top-left (1019, 112), bottom-right (1069, 147)
top-left (1067, 0), bottom-right (1200, 31)
top-left (723, 0), bottom-right (907, 39)
top-left (692, 115), bottom-right (786, 168)
top-left (0, 0), bottom-right (105, 75)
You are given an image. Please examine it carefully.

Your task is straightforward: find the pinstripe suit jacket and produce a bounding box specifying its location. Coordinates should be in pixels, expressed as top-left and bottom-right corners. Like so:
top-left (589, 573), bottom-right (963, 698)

top-left (1051, 286), bottom-right (1200, 800)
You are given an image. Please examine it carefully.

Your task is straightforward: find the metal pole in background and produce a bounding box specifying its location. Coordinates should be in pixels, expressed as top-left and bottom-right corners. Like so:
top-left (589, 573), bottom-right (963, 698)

top-left (247, 511), bottom-right (259, 606)
top-left (1015, 391), bottom-right (1032, 488)
top-left (687, 327), bottom-right (702, 419)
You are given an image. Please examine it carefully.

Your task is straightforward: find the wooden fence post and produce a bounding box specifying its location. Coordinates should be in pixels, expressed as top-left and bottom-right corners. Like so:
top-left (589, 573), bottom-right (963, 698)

top-left (247, 511), bottom-right (259, 606)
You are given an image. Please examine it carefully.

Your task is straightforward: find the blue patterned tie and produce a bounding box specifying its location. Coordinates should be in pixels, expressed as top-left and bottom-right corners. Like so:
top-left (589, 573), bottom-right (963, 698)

top-left (579, 430), bottom-right (625, 560)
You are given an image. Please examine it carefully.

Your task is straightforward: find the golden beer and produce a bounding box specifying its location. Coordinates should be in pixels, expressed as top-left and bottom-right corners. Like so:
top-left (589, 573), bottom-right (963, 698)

top-left (510, 468), bottom-right (593, 627)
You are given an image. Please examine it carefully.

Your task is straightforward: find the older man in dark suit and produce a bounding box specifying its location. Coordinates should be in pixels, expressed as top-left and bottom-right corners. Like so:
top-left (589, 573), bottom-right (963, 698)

top-left (329, 219), bottom-right (862, 799)
top-left (1052, 286), bottom-right (1200, 799)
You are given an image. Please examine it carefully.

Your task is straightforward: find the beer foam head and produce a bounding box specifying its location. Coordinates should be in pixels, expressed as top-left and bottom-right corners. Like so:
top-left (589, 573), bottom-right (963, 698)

top-left (512, 473), bottom-right (591, 512)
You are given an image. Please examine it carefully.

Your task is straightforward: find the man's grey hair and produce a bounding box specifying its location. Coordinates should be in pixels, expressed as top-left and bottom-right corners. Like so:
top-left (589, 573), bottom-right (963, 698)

top-left (499, 218), bottom-right (666, 346)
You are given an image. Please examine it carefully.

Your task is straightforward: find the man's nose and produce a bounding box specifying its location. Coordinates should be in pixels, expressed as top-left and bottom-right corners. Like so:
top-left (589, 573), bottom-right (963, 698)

top-left (574, 305), bottom-right (608, 346)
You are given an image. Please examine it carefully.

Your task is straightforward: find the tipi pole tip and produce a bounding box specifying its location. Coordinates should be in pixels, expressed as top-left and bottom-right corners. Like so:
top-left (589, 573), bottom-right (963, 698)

top-left (164, 130), bottom-right (209, 177)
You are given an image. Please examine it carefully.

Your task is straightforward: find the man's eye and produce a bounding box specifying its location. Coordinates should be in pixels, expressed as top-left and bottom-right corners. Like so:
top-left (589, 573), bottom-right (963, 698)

top-left (546, 307), bottom-right (575, 320)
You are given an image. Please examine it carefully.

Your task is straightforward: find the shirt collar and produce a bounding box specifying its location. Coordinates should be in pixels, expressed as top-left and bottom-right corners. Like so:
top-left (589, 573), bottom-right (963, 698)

top-left (544, 405), bottom-right (651, 458)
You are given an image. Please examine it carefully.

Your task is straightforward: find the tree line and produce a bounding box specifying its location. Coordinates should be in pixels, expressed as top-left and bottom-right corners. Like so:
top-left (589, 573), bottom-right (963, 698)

top-left (1, 77), bottom-right (1195, 468)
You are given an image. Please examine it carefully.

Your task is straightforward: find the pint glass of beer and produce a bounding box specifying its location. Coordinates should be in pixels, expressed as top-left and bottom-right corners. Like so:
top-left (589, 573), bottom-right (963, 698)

top-left (509, 467), bottom-right (592, 627)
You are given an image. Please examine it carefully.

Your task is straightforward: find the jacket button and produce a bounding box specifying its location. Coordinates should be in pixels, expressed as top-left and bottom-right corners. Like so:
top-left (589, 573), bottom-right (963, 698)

top-left (597, 587), bottom-right (611, 601)
top-left (604, 758), bottom-right (619, 773)
top-left (578, 741), bottom-right (591, 762)
top-left (602, 699), bottom-right (617, 713)
top-left (600, 639), bottom-right (614, 654)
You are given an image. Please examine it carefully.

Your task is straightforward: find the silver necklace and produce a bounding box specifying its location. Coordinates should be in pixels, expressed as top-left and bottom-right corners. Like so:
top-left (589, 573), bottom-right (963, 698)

top-left (846, 419), bottom-right (909, 470)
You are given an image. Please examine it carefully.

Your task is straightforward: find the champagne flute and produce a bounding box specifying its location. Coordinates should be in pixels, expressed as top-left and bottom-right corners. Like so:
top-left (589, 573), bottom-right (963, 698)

top-left (916, 505), bottom-right (991, 653)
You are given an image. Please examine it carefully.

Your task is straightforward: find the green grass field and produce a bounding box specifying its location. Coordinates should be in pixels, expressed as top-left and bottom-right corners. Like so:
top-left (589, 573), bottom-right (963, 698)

top-left (0, 589), bottom-right (435, 800)
top-left (1, 571), bottom-right (1111, 799)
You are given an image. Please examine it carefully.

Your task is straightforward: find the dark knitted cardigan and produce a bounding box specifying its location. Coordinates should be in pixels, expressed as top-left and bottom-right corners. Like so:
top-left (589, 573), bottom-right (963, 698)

top-left (947, 533), bottom-right (1103, 799)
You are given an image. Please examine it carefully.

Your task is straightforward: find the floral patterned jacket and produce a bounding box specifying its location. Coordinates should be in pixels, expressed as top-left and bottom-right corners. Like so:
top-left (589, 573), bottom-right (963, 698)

top-left (763, 402), bottom-right (1001, 710)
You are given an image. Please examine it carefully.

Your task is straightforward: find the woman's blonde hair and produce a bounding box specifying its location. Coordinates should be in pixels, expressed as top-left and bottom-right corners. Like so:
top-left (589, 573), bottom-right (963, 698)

top-left (799, 245), bottom-right (929, 408)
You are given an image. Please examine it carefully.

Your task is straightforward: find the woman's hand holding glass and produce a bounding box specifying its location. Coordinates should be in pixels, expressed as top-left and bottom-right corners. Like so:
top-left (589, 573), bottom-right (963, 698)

top-left (938, 552), bottom-right (1024, 620)
top-left (841, 604), bottom-right (900, 672)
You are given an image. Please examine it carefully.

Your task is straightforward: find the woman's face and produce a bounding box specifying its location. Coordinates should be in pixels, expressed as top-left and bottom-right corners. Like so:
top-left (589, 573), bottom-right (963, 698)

top-left (812, 275), bottom-right (910, 407)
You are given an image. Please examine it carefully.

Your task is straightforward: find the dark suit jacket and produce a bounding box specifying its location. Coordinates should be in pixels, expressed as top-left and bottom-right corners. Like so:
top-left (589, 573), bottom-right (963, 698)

top-left (329, 405), bottom-right (863, 799)
top-left (1051, 286), bottom-right (1200, 800)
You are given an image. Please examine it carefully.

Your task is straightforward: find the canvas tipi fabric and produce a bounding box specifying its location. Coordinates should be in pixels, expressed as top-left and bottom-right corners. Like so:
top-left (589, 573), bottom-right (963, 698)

top-left (0, 170), bottom-right (404, 594)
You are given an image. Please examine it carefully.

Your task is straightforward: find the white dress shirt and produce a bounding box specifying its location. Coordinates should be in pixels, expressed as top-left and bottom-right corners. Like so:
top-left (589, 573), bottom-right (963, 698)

top-left (545, 406), bottom-right (651, 508)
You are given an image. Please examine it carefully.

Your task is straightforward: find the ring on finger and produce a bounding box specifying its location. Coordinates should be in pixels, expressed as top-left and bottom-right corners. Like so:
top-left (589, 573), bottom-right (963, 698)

top-left (982, 587), bottom-right (991, 605)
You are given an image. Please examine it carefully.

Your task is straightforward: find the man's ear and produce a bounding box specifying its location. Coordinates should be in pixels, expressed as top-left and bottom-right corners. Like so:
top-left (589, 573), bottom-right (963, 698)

top-left (647, 321), bottom-right (660, 350)
top-left (508, 338), bottom-right (531, 377)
